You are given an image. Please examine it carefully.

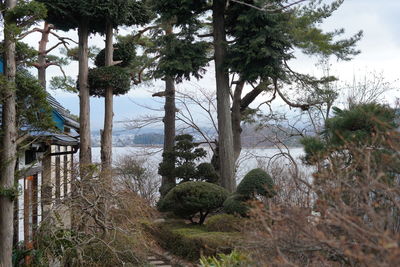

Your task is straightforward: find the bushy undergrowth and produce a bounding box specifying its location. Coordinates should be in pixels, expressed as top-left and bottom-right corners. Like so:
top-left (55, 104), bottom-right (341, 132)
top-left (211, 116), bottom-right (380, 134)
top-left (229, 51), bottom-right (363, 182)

top-left (32, 168), bottom-right (158, 266)
top-left (240, 119), bottom-right (400, 266)
top-left (223, 194), bottom-right (249, 217)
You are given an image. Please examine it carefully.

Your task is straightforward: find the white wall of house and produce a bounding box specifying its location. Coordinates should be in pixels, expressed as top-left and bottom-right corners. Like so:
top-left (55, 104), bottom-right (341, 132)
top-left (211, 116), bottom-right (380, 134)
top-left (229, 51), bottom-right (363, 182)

top-left (16, 145), bottom-right (75, 243)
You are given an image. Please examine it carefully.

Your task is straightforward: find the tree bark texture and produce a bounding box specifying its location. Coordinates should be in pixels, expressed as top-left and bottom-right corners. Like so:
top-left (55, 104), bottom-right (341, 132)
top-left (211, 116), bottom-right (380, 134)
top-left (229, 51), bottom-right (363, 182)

top-left (101, 22), bottom-right (114, 186)
top-left (231, 81), bottom-right (245, 163)
top-left (160, 76), bottom-right (176, 196)
top-left (37, 22), bottom-right (51, 89)
top-left (0, 0), bottom-right (18, 266)
top-left (230, 81), bottom-right (269, 164)
top-left (212, 0), bottom-right (236, 193)
top-left (78, 19), bottom-right (92, 172)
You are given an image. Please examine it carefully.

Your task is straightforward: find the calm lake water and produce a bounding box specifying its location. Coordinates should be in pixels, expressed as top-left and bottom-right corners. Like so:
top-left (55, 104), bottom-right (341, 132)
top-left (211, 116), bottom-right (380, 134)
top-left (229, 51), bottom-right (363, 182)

top-left (91, 146), bottom-right (312, 179)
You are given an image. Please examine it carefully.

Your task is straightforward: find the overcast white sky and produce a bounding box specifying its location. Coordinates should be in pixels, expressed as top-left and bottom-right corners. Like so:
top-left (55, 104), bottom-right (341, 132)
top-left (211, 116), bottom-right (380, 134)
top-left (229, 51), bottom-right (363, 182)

top-left (20, 0), bottom-right (400, 130)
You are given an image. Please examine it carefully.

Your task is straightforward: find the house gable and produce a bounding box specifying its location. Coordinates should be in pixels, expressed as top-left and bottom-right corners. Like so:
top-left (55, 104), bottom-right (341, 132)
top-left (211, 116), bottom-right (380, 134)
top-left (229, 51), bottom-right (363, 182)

top-left (52, 109), bottom-right (65, 132)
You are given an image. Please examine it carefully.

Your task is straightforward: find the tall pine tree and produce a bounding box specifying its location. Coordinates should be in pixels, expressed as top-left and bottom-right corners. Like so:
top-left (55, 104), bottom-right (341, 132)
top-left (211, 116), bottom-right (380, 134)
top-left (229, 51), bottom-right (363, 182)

top-left (152, 0), bottom-right (362, 192)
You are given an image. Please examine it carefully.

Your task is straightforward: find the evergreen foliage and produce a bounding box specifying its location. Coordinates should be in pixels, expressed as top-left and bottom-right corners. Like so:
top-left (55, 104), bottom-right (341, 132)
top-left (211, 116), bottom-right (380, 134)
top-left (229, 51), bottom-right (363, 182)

top-left (155, 36), bottom-right (210, 83)
top-left (225, 1), bottom-right (292, 82)
top-left (301, 103), bottom-right (398, 165)
top-left (236, 168), bottom-right (275, 199)
top-left (37, 0), bottom-right (97, 32)
top-left (0, 41), bottom-right (37, 68)
top-left (14, 70), bottom-right (54, 131)
top-left (4, 0), bottom-right (47, 35)
top-left (159, 134), bottom-right (218, 184)
top-left (151, 0), bottom-right (361, 86)
top-left (223, 168), bottom-right (275, 217)
top-left (325, 104), bottom-right (397, 146)
top-left (86, 66), bottom-right (131, 97)
top-left (94, 42), bottom-right (137, 68)
top-left (150, 0), bottom-right (209, 26)
top-left (157, 181), bottom-right (228, 225)
top-left (38, 0), bottom-right (150, 33)
top-left (94, 0), bottom-right (152, 32)
top-left (223, 194), bottom-right (249, 217)
top-left (196, 163), bottom-right (219, 183)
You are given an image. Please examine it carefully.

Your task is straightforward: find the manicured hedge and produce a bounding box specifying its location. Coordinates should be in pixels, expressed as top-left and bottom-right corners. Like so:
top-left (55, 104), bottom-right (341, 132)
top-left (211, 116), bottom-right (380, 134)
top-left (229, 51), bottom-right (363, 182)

top-left (158, 181), bottom-right (228, 225)
top-left (147, 221), bottom-right (240, 261)
top-left (87, 66), bottom-right (131, 97)
top-left (237, 168), bottom-right (275, 198)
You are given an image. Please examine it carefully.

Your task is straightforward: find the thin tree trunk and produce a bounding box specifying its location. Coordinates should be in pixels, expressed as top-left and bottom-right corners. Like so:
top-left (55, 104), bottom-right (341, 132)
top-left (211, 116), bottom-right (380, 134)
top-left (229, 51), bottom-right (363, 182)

top-left (160, 76), bottom-right (176, 196)
top-left (101, 21), bottom-right (114, 186)
top-left (0, 0), bottom-right (18, 265)
top-left (212, 0), bottom-right (235, 193)
top-left (231, 81), bottom-right (245, 163)
top-left (160, 25), bottom-right (176, 196)
top-left (37, 22), bottom-right (51, 89)
top-left (78, 19), bottom-right (92, 172)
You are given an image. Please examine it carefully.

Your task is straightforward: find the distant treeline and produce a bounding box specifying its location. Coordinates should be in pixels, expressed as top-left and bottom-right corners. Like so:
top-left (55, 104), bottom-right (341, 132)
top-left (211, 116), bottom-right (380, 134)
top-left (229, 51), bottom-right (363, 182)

top-left (133, 133), bottom-right (164, 145)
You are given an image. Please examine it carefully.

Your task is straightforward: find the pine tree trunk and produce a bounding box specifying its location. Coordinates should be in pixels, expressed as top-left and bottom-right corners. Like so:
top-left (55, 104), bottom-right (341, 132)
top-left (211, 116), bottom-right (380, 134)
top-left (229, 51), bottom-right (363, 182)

top-left (101, 22), bottom-right (114, 186)
top-left (37, 22), bottom-right (51, 89)
top-left (212, 0), bottom-right (236, 193)
top-left (160, 76), bottom-right (176, 196)
top-left (231, 81), bottom-right (245, 163)
top-left (78, 19), bottom-right (92, 172)
top-left (0, 0), bottom-right (18, 265)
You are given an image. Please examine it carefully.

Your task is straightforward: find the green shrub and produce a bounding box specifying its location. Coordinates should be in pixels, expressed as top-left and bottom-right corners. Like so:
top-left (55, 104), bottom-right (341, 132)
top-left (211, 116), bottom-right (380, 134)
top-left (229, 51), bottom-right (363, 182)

top-left (95, 42), bottom-right (137, 68)
top-left (158, 181), bottom-right (228, 224)
top-left (196, 162), bottom-right (219, 183)
top-left (148, 221), bottom-right (240, 262)
top-left (223, 194), bottom-right (249, 217)
top-left (87, 66), bottom-right (131, 97)
top-left (159, 134), bottom-right (209, 184)
top-left (205, 214), bottom-right (244, 232)
top-left (237, 168), bottom-right (275, 198)
top-left (200, 250), bottom-right (252, 267)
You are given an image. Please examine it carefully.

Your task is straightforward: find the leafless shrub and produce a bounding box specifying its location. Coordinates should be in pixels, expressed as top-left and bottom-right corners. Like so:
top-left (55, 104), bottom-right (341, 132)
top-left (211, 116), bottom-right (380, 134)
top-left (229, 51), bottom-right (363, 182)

top-left (34, 165), bottom-right (159, 266)
top-left (113, 154), bottom-right (161, 206)
top-left (241, 132), bottom-right (400, 266)
top-left (267, 161), bottom-right (314, 209)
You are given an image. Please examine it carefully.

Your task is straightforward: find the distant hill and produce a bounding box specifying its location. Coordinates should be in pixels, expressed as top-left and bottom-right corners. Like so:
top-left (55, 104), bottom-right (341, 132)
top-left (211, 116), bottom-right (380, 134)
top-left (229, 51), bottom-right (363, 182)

top-left (91, 124), bottom-right (302, 147)
top-left (241, 123), bottom-right (302, 147)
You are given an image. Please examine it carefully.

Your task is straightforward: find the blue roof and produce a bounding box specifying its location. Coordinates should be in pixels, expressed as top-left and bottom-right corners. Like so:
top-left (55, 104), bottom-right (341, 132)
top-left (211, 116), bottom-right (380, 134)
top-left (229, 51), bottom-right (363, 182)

top-left (1, 93), bottom-right (79, 146)
top-left (30, 131), bottom-right (79, 146)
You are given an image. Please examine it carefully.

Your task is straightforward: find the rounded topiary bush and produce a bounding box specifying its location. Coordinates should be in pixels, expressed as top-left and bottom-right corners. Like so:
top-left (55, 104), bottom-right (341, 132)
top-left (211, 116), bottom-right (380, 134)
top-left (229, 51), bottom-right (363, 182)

top-left (223, 194), bottom-right (249, 217)
top-left (87, 66), bottom-right (131, 97)
top-left (237, 168), bottom-right (275, 198)
top-left (95, 42), bottom-right (136, 68)
top-left (157, 181), bottom-right (228, 225)
top-left (196, 162), bottom-right (219, 183)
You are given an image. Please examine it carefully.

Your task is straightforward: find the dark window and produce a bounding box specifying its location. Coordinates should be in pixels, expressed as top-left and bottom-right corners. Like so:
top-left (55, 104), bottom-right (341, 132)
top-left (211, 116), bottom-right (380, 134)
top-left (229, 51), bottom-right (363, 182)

top-left (25, 150), bottom-right (36, 165)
